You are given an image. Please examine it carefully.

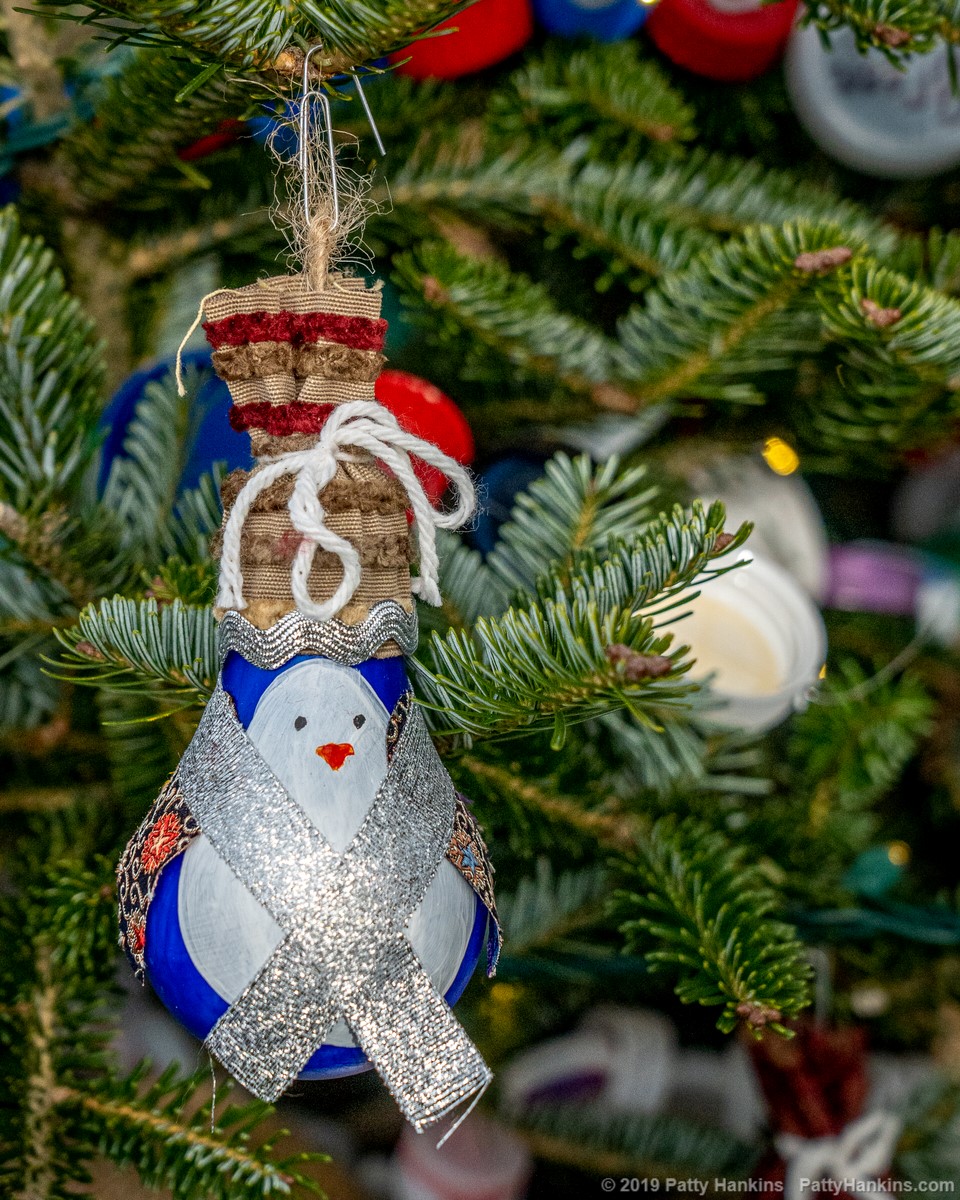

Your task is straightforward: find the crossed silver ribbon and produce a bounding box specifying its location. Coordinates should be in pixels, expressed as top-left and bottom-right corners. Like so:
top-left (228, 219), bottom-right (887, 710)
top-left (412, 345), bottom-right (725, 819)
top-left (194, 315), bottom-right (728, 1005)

top-left (178, 683), bottom-right (491, 1129)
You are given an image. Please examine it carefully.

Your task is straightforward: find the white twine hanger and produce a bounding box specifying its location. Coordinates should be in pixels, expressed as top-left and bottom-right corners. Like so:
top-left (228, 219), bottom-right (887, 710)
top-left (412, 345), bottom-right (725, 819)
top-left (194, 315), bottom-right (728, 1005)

top-left (217, 400), bottom-right (475, 621)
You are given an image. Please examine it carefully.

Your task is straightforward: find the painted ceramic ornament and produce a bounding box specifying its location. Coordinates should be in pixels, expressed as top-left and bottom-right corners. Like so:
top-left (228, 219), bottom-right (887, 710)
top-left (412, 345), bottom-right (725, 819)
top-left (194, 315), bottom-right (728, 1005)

top-left (391, 0), bottom-right (534, 79)
top-left (534, 0), bottom-right (653, 40)
top-left (646, 0), bottom-right (799, 83)
top-left (374, 369), bottom-right (475, 505)
top-left (117, 259), bottom-right (500, 1127)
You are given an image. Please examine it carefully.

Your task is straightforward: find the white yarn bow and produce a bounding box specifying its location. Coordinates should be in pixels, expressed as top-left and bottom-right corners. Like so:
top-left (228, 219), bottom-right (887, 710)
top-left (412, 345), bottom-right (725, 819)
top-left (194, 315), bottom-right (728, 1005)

top-left (776, 1110), bottom-right (902, 1200)
top-left (217, 399), bottom-right (475, 622)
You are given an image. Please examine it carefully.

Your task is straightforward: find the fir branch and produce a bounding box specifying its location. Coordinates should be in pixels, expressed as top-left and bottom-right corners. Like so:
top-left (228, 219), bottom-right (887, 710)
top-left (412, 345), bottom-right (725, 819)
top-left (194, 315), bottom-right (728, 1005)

top-left (613, 818), bottom-right (812, 1034)
top-left (12, 943), bottom-right (62, 1200)
top-left (456, 752), bottom-right (641, 852)
top-left (487, 452), bottom-right (661, 594)
top-left (790, 659), bottom-right (934, 818)
top-left (889, 227), bottom-right (960, 296)
top-left (732, 661), bottom-right (936, 909)
top-left (805, 0), bottom-right (948, 55)
top-left (424, 530), bottom-right (510, 635)
top-left (497, 859), bottom-right (612, 953)
top-left (62, 1066), bottom-right (326, 1200)
top-left (386, 140), bottom-right (887, 286)
top-left (494, 40), bottom-right (697, 147)
top-left (413, 501), bottom-right (748, 741)
top-left (576, 150), bottom-right (889, 247)
top-left (393, 241), bottom-right (627, 409)
top-left (101, 373), bottom-right (193, 558)
top-left (513, 1103), bottom-right (757, 1186)
top-left (61, 51), bottom-right (254, 211)
top-left (35, 0), bottom-right (473, 72)
top-left (96, 690), bottom-right (191, 809)
top-left (52, 597), bottom-right (217, 702)
top-left (815, 257), bottom-right (960, 448)
top-left (99, 371), bottom-right (222, 572)
top-left (125, 210), bottom-right (273, 278)
top-left (618, 221), bottom-right (863, 406)
top-left (0, 209), bottom-right (105, 508)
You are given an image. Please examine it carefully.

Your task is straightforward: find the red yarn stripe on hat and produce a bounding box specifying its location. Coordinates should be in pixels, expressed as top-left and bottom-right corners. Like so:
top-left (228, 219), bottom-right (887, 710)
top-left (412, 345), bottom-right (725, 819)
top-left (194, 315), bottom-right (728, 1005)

top-left (229, 401), bottom-right (337, 436)
top-left (205, 311), bottom-right (387, 352)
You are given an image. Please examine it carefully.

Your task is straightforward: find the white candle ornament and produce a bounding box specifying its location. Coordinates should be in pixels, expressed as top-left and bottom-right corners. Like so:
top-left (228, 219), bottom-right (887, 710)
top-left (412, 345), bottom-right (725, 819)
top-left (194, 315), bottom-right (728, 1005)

top-left (659, 548), bottom-right (826, 733)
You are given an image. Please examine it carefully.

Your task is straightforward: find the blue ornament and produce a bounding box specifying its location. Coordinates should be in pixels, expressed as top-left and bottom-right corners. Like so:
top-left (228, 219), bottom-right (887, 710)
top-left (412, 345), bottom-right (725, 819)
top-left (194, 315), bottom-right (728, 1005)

top-left (473, 456), bottom-right (546, 556)
top-left (99, 351), bottom-right (251, 495)
top-left (144, 650), bottom-right (487, 1080)
top-left (533, 0), bottom-right (651, 40)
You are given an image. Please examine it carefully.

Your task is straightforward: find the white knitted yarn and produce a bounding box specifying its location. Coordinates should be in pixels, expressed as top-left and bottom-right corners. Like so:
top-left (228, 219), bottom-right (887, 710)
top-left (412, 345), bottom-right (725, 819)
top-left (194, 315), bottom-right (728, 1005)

top-left (217, 400), bottom-right (475, 623)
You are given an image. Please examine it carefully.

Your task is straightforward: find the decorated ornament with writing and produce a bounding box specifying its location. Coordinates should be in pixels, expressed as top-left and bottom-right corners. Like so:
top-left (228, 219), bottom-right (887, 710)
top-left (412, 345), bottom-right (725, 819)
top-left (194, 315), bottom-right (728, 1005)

top-left (786, 24), bottom-right (960, 178)
top-left (116, 81), bottom-right (500, 1131)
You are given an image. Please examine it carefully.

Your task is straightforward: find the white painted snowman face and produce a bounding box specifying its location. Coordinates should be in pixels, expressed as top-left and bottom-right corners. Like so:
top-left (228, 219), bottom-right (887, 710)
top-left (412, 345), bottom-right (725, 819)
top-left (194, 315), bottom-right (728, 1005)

top-left (247, 659), bottom-right (389, 853)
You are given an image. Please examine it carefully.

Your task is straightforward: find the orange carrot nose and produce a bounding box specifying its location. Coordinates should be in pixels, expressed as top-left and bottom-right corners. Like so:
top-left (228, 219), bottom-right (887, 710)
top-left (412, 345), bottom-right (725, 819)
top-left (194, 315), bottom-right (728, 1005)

top-left (316, 742), bottom-right (355, 771)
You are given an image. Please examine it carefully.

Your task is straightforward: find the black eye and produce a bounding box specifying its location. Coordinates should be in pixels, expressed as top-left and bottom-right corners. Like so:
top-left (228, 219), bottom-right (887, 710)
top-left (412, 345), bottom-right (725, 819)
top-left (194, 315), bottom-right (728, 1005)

top-left (353, 714), bottom-right (365, 729)
top-left (294, 716), bottom-right (307, 731)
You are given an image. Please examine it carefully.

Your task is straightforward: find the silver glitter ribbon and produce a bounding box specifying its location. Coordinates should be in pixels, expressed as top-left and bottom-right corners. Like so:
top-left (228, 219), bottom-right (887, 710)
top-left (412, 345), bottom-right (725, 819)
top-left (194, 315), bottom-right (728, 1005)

top-left (218, 600), bottom-right (419, 669)
top-left (177, 683), bottom-right (491, 1129)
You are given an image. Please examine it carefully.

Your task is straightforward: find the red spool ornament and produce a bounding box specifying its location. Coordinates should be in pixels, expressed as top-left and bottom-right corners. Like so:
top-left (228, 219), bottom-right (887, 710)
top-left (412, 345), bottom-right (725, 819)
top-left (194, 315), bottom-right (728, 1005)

top-left (390, 0), bottom-right (534, 80)
top-left (646, 0), bottom-right (799, 83)
top-left (375, 369), bottom-right (475, 505)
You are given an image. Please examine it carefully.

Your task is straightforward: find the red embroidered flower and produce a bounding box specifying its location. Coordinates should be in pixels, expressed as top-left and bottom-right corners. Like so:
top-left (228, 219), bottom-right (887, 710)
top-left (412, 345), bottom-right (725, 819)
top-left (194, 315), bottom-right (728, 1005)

top-left (129, 919), bottom-right (146, 955)
top-left (140, 812), bottom-right (182, 873)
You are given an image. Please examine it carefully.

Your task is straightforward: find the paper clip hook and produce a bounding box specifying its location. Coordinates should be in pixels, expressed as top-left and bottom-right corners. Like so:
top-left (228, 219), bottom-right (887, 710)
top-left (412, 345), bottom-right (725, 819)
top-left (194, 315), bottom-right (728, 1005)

top-left (299, 45), bottom-right (387, 232)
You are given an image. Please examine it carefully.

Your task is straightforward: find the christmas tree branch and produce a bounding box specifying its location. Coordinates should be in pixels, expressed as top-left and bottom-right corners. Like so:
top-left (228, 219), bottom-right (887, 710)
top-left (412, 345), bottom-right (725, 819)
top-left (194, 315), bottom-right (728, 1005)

top-left (513, 1104), bottom-right (756, 1189)
top-left (805, 0), bottom-right (950, 54)
top-left (125, 210), bottom-right (273, 280)
top-left (497, 860), bottom-right (613, 953)
top-left (614, 818), bottom-right (812, 1034)
top-left (619, 222), bottom-right (858, 406)
top-left (494, 40), bottom-right (697, 147)
top-left (458, 753), bottom-right (641, 850)
top-left (0, 210), bottom-right (105, 507)
top-left (52, 598), bottom-right (217, 702)
top-left (60, 52), bottom-right (254, 212)
top-left (34, 0), bottom-right (474, 72)
top-left (13, 943), bottom-right (60, 1200)
top-left (487, 453), bottom-right (661, 594)
top-left (414, 502), bottom-right (748, 742)
top-left (392, 242), bottom-right (632, 412)
top-left (64, 1067), bottom-right (326, 1200)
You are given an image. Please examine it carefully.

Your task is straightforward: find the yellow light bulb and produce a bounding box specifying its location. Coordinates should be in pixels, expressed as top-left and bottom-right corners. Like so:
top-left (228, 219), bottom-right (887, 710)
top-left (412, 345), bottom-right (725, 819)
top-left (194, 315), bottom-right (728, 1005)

top-left (762, 436), bottom-right (800, 476)
top-left (887, 840), bottom-right (911, 867)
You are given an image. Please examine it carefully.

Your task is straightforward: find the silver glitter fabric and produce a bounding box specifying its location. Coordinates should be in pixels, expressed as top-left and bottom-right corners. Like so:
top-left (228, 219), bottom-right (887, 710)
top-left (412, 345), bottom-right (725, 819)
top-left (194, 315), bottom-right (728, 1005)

top-left (218, 600), bottom-right (419, 668)
top-left (177, 683), bottom-right (491, 1129)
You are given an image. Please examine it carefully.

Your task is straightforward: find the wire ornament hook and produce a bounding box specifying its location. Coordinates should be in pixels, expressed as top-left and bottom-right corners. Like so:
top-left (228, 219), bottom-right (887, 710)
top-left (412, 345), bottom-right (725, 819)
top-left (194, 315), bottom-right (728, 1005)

top-left (299, 46), bottom-right (386, 233)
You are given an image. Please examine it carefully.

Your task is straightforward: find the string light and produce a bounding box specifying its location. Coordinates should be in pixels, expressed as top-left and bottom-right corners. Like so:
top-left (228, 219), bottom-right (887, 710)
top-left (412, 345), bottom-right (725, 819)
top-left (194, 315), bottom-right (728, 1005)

top-left (888, 840), bottom-right (911, 867)
top-left (762, 436), bottom-right (800, 476)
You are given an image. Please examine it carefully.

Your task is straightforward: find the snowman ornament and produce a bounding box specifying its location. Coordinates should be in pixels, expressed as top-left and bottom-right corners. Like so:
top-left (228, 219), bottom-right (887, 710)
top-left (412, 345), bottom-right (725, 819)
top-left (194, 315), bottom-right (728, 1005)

top-left (145, 655), bottom-right (488, 1080)
top-left (116, 271), bottom-right (500, 1132)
